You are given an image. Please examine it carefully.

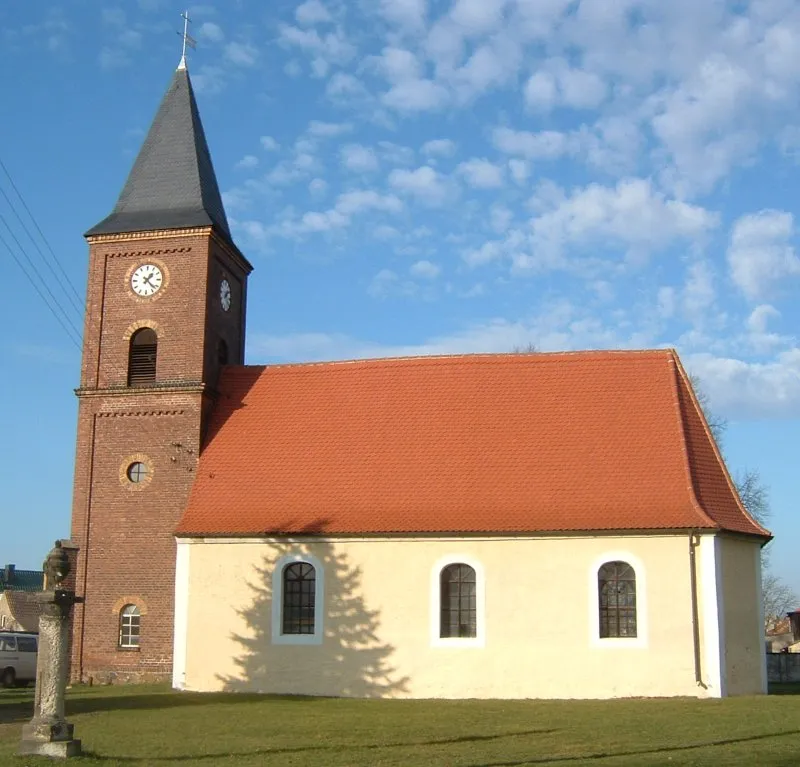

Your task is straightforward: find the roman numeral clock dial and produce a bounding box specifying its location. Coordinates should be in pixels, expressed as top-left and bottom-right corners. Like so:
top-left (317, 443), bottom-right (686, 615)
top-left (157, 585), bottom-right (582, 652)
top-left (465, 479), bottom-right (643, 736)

top-left (130, 264), bottom-right (164, 297)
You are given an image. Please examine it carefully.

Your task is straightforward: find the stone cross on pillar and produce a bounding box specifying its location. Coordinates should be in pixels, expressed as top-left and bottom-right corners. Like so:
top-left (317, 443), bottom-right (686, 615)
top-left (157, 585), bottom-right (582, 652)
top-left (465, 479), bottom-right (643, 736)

top-left (19, 541), bottom-right (83, 758)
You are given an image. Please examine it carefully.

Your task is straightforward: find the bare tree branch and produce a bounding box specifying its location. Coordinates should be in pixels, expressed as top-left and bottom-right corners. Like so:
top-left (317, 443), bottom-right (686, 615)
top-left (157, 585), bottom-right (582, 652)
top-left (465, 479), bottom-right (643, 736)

top-left (763, 573), bottom-right (799, 631)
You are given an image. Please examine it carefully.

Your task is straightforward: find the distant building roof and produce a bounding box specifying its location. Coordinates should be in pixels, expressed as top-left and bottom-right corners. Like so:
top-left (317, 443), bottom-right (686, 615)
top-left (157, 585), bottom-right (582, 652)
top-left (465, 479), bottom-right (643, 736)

top-left (0, 591), bottom-right (40, 632)
top-left (85, 66), bottom-right (231, 240)
top-left (177, 349), bottom-right (770, 539)
top-left (0, 565), bottom-right (43, 593)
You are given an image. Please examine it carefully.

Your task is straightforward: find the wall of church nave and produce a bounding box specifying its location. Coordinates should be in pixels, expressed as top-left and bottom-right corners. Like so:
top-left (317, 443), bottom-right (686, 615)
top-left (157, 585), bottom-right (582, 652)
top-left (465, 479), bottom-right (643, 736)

top-left (718, 536), bottom-right (765, 695)
top-left (174, 535), bottom-right (739, 699)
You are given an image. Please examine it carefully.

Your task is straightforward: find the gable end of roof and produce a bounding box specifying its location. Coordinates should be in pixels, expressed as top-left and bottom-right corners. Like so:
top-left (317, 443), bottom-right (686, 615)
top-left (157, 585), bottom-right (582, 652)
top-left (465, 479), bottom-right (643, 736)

top-left (671, 353), bottom-right (770, 539)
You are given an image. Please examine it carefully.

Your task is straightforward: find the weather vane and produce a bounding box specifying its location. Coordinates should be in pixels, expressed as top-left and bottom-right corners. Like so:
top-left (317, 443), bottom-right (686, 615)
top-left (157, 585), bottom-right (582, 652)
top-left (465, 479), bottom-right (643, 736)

top-left (177, 10), bottom-right (196, 70)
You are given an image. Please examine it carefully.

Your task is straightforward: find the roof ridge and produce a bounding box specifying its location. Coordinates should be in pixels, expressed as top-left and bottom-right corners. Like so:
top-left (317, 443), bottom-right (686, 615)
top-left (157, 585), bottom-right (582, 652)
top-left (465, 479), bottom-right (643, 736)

top-left (232, 348), bottom-right (676, 372)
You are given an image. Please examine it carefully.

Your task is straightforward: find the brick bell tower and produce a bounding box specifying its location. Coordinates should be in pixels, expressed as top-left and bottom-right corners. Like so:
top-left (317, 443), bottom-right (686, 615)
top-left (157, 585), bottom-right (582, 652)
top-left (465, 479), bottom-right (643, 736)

top-left (69, 59), bottom-right (252, 682)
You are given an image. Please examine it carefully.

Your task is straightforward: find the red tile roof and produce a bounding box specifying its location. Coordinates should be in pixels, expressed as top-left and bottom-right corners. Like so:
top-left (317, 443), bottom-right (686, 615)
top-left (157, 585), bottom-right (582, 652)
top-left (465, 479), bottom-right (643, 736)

top-left (176, 350), bottom-right (769, 539)
top-left (2, 591), bottom-right (40, 632)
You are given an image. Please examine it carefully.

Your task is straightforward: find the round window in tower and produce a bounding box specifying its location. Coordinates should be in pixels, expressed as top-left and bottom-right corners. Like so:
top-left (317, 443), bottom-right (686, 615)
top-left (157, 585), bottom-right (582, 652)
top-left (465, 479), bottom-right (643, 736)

top-left (120, 454), bottom-right (154, 490)
top-left (127, 462), bottom-right (148, 483)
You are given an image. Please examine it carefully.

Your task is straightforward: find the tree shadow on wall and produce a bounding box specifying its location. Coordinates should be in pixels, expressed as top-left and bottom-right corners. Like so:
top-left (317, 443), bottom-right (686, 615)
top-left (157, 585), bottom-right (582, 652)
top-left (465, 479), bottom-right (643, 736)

top-left (218, 522), bottom-right (410, 698)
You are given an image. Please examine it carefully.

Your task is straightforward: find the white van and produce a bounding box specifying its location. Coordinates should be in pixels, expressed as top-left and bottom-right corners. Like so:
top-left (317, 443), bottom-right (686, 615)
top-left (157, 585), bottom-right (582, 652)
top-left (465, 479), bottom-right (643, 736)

top-left (0, 631), bottom-right (38, 687)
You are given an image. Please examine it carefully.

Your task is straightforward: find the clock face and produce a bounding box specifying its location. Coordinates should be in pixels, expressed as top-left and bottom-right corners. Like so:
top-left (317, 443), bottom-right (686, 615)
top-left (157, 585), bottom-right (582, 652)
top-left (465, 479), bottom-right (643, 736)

top-left (130, 264), bottom-right (164, 297)
top-left (220, 279), bottom-right (231, 312)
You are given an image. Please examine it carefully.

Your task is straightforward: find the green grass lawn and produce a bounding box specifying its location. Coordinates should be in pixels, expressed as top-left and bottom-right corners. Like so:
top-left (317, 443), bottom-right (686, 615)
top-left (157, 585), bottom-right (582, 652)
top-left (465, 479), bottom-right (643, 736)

top-left (2, 684), bottom-right (799, 766)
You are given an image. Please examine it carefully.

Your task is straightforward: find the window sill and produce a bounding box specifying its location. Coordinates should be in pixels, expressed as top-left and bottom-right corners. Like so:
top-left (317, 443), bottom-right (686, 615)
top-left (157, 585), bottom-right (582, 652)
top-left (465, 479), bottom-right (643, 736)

top-left (590, 636), bottom-right (647, 649)
top-left (432, 637), bottom-right (485, 649)
top-left (272, 633), bottom-right (323, 646)
top-left (117, 646), bottom-right (141, 653)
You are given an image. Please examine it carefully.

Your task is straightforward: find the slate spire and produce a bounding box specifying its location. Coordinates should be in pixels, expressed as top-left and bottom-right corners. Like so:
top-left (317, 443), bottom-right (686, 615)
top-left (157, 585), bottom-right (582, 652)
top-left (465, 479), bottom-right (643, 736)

top-left (86, 66), bottom-right (231, 239)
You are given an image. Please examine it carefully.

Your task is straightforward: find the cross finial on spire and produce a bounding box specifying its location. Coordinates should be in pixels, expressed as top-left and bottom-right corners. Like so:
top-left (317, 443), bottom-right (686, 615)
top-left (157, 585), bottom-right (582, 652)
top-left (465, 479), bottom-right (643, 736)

top-left (177, 10), bottom-right (196, 70)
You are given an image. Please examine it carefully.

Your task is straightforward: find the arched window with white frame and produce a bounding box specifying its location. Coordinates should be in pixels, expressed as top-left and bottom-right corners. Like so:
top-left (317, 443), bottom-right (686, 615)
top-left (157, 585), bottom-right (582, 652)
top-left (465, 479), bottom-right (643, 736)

top-left (598, 560), bottom-right (637, 638)
top-left (431, 556), bottom-right (485, 647)
top-left (271, 554), bottom-right (324, 645)
top-left (119, 604), bottom-right (141, 648)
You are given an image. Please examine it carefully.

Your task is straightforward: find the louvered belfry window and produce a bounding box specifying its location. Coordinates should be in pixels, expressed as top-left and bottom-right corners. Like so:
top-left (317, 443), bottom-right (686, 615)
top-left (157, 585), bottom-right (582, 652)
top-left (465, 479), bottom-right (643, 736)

top-left (128, 328), bottom-right (157, 386)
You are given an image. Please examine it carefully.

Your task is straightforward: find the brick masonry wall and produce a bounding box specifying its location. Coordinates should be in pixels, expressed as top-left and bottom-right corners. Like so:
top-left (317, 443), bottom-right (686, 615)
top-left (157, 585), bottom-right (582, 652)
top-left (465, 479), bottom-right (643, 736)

top-left (70, 228), bottom-right (250, 683)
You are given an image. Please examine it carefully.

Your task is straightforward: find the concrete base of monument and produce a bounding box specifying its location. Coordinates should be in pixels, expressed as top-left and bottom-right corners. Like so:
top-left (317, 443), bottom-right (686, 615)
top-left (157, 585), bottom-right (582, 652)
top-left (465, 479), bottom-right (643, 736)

top-left (19, 720), bottom-right (82, 758)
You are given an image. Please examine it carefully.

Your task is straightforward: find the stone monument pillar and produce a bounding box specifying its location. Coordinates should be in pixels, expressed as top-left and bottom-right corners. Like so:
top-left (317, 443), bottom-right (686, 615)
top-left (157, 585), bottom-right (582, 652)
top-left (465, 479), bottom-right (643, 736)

top-left (19, 541), bottom-right (83, 758)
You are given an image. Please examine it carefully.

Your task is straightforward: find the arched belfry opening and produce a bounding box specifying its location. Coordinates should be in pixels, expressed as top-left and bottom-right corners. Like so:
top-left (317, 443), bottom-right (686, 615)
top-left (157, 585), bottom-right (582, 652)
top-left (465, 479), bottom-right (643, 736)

top-left (128, 328), bottom-right (157, 386)
top-left (218, 338), bottom-right (229, 366)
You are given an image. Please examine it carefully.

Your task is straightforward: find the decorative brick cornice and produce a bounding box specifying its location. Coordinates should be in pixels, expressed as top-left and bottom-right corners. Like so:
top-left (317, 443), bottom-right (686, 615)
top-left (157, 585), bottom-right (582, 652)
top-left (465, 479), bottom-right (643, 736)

top-left (106, 246), bottom-right (191, 260)
top-left (75, 382), bottom-right (206, 398)
top-left (86, 228), bottom-right (212, 244)
top-left (99, 410), bottom-right (186, 418)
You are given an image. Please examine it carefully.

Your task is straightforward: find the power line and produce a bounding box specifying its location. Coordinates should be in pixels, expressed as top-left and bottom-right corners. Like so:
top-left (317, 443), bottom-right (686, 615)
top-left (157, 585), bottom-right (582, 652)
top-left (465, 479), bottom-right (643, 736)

top-left (0, 227), bottom-right (81, 350)
top-left (0, 209), bottom-right (83, 342)
top-left (0, 156), bottom-right (84, 311)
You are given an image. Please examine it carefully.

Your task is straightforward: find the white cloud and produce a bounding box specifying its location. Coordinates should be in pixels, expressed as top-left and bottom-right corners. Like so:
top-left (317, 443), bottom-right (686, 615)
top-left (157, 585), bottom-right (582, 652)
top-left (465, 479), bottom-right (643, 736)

top-left (383, 79), bottom-right (449, 112)
top-left (380, 0), bottom-right (427, 28)
top-left (746, 305), bottom-right (780, 334)
top-left (727, 210), bottom-right (800, 301)
top-left (340, 144), bottom-right (379, 173)
top-left (651, 54), bottom-right (757, 196)
top-left (527, 178), bottom-right (719, 264)
top-left (490, 205), bottom-right (513, 233)
top-left (686, 350), bottom-right (800, 419)
top-left (197, 22), bottom-right (224, 42)
top-left (682, 260), bottom-right (716, 319)
top-left (421, 139), bottom-right (457, 156)
top-left (376, 46), bottom-right (421, 82)
top-left (271, 189), bottom-right (403, 239)
top-left (368, 268), bottom-right (400, 298)
top-left (284, 59), bottom-right (303, 77)
top-left (260, 136), bottom-right (280, 151)
top-left (492, 127), bottom-right (573, 160)
top-left (657, 286), bottom-right (676, 320)
top-left (308, 120), bottom-right (353, 136)
top-left (225, 41), bottom-right (258, 67)
top-left (449, 0), bottom-right (507, 35)
top-left (558, 65), bottom-right (607, 109)
top-left (308, 177), bottom-right (328, 196)
top-left (463, 240), bottom-right (504, 268)
top-left (410, 260), bottom-right (441, 279)
top-left (191, 65), bottom-right (226, 95)
top-left (388, 166), bottom-right (451, 205)
top-left (335, 190), bottom-right (403, 215)
top-left (99, 48), bottom-right (131, 69)
top-left (508, 159), bottom-right (529, 185)
top-left (457, 158), bottom-right (504, 189)
top-left (235, 155), bottom-right (259, 170)
top-left (296, 0), bottom-right (332, 25)
top-left (449, 39), bottom-right (523, 101)
top-left (524, 59), bottom-right (607, 112)
top-left (378, 141), bottom-right (415, 165)
top-left (373, 225), bottom-right (400, 240)
top-left (102, 8), bottom-right (126, 25)
top-left (278, 24), bottom-right (356, 65)
top-left (325, 72), bottom-right (370, 101)
top-left (523, 71), bottom-right (557, 111)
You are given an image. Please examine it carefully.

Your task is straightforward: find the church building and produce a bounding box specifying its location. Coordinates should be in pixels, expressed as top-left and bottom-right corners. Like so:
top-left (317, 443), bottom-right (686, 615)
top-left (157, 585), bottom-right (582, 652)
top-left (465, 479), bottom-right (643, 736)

top-left (69, 59), bottom-right (770, 699)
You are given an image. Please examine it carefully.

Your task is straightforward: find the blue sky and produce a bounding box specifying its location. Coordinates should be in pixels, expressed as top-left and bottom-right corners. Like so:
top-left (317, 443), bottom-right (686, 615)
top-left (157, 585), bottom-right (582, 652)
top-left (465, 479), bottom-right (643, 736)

top-left (1, 1), bottom-right (797, 599)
